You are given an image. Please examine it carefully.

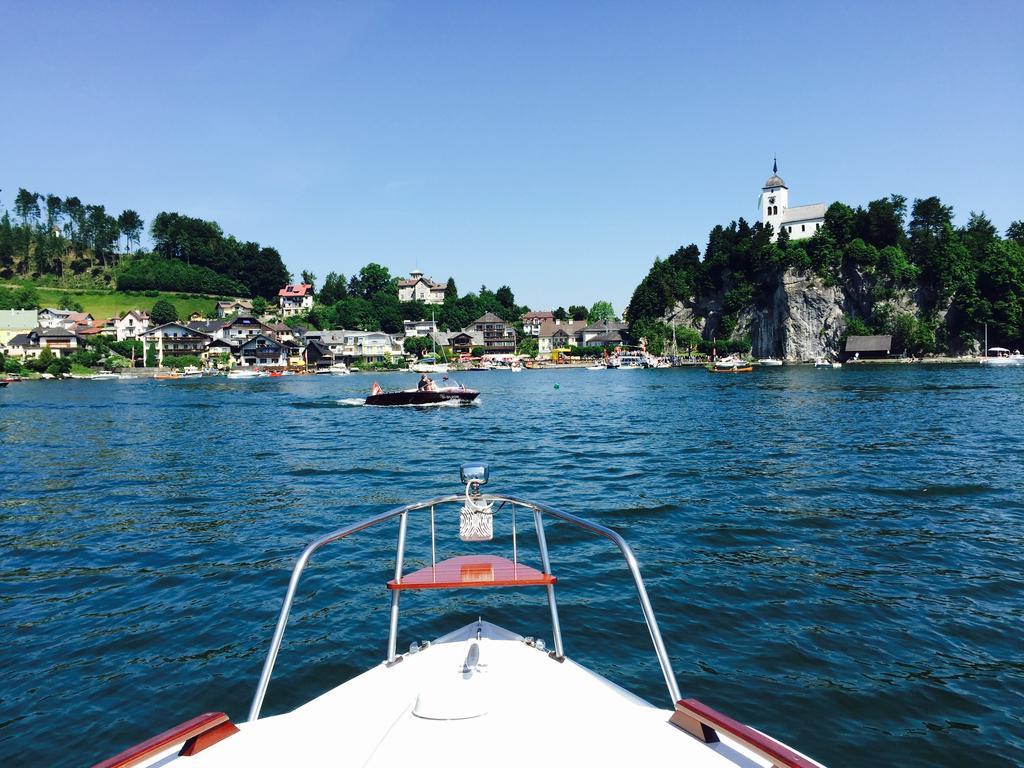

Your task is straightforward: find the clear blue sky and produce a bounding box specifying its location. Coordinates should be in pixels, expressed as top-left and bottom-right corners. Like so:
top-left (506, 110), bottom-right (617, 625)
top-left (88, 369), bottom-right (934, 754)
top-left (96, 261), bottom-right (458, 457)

top-left (1, 1), bottom-right (1021, 314)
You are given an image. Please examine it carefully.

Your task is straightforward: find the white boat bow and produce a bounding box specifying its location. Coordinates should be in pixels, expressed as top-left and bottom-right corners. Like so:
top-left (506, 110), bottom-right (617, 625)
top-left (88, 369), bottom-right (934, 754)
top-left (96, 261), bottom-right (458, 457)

top-left (93, 465), bottom-right (825, 768)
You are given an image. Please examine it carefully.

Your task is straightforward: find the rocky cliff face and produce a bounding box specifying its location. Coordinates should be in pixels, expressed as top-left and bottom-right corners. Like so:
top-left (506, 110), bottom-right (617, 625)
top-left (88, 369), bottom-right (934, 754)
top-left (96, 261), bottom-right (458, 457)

top-left (665, 268), bottom-right (921, 360)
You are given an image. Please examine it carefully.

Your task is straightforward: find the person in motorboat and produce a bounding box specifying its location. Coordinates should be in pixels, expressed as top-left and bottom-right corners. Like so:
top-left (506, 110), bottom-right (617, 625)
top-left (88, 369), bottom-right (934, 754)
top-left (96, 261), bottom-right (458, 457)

top-left (418, 374), bottom-right (438, 392)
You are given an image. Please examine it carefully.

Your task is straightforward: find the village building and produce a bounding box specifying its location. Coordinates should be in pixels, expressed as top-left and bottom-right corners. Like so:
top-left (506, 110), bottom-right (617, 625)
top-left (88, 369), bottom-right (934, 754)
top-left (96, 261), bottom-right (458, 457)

top-left (5, 327), bottom-right (81, 358)
top-left (5, 332), bottom-right (44, 359)
top-left (579, 320), bottom-right (630, 348)
top-left (537, 319), bottom-right (587, 357)
top-left (217, 316), bottom-right (274, 344)
top-left (205, 337), bottom-right (236, 365)
top-left (305, 329), bottom-right (405, 364)
top-left (139, 323), bottom-right (212, 366)
top-left (36, 326), bottom-right (81, 355)
top-left (760, 160), bottom-right (826, 241)
top-left (37, 308), bottom-right (94, 330)
top-left (216, 299), bottom-right (253, 318)
top-left (397, 271), bottom-right (446, 305)
top-left (842, 335), bottom-right (893, 361)
top-left (0, 309), bottom-right (38, 346)
top-left (521, 311), bottom-right (555, 337)
top-left (237, 335), bottom-right (288, 368)
top-left (37, 308), bottom-right (71, 328)
top-left (278, 284), bottom-right (314, 317)
top-left (303, 338), bottom-right (334, 371)
top-left (115, 311), bottom-right (151, 342)
top-left (465, 312), bottom-right (516, 356)
top-left (64, 311), bottom-right (94, 331)
top-left (430, 330), bottom-right (484, 358)
top-left (403, 318), bottom-right (439, 337)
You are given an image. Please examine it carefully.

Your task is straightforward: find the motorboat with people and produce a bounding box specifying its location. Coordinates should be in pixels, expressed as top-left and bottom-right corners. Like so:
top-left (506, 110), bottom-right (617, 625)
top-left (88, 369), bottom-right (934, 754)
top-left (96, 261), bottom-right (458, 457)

top-left (709, 355), bottom-right (752, 373)
top-left (91, 463), bottom-right (825, 768)
top-left (365, 376), bottom-right (479, 406)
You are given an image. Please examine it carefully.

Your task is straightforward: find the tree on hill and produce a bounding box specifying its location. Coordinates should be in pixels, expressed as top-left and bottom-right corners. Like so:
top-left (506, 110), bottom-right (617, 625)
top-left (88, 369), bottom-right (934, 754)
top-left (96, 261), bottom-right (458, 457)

top-left (348, 263), bottom-right (394, 300)
top-left (1007, 221), bottom-right (1024, 246)
top-left (444, 277), bottom-right (458, 300)
top-left (319, 272), bottom-right (347, 305)
top-left (588, 300), bottom-right (616, 323)
top-left (568, 305), bottom-right (589, 321)
top-left (495, 285), bottom-right (515, 309)
top-left (553, 306), bottom-right (568, 321)
top-left (151, 299), bottom-right (178, 325)
top-left (118, 210), bottom-right (144, 252)
top-left (14, 189), bottom-right (40, 225)
top-left (301, 270), bottom-right (317, 289)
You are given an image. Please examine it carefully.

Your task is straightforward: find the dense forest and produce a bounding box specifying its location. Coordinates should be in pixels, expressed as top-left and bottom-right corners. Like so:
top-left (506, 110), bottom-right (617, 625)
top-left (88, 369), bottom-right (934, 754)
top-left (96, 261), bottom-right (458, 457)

top-left (0, 188), bottom-right (290, 299)
top-left (627, 195), bottom-right (1024, 355)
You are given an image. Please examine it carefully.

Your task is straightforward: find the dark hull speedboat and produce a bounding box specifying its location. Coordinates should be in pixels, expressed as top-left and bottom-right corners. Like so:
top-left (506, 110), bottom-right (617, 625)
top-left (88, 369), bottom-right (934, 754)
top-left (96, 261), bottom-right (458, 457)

top-left (365, 387), bottom-right (479, 406)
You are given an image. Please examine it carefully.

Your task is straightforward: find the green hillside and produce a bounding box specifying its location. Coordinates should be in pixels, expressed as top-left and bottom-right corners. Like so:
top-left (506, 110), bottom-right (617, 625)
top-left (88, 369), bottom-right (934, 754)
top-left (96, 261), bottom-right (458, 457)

top-left (3, 283), bottom-right (231, 321)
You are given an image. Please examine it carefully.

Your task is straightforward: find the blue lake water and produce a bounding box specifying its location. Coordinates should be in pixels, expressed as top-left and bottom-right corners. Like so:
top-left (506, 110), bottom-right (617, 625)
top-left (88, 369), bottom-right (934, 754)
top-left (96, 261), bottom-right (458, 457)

top-left (1, 366), bottom-right (1022, 767)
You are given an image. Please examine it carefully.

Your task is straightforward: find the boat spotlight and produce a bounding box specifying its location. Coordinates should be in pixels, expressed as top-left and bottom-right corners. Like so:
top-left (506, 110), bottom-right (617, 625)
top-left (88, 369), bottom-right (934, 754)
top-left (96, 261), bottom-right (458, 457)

top-left (460, 462), bottom-right (489, 488)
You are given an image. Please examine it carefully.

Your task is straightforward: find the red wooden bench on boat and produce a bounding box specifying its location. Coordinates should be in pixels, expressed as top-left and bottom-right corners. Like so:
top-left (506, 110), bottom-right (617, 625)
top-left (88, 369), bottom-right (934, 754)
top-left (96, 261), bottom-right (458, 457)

top-left (387, 554), bottom-right (555, 590)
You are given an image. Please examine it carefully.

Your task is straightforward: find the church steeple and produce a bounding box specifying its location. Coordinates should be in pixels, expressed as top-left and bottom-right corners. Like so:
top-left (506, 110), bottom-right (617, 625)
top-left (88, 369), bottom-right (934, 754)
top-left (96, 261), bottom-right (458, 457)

top-left (773, 156), bottom-right (778, 175)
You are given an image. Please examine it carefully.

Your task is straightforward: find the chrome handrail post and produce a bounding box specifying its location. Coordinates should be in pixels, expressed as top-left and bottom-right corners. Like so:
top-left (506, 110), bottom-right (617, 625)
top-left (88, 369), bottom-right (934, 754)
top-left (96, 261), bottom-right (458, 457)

top-left (533, 508), bottom-right (564, 659)
top-left (247, 496), bottom-right (462, 722)
top-left (247, 541), bottom-right (317, 723)
top-left (502, 495), bottom-right (682, 705)
top-left (386, 512), bottom-right (409, 663)
top-left (613, 536), bottom-right (682, 703)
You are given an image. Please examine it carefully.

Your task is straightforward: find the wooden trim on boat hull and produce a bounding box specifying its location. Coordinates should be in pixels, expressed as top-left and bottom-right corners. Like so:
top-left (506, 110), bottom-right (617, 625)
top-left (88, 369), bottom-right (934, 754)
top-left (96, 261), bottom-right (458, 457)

top-left (670, 699), bottom-right (818, 768)
top-left (92, 711), bottom-right (239, 768)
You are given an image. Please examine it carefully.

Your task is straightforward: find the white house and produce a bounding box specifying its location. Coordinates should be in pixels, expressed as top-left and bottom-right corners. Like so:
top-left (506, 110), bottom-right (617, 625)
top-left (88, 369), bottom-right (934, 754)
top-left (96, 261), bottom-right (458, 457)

top-left (397, 271), bottom-right (446, 305)
top-left (521, 311), bottom-right (555, 337)
top-left (760, 160), bottom-right (826, 241)
top-left (138, 323), bottom-right (212, 366)
top-left (236, 335), bottom-right (288, 368)
top-left (218, 316), bottom-right (274, 344)
top-left (37, 308), bottom-right (71, 328)
top-left (305, 329), bottom-right (405, 363)
top-left (216, 299), bottom-right (254, 318)
top-left (402, 318), bottom-right (438, 337)
top-left (115, 311), bottom-right (151, 342)
top-left (537, 320), bottom-right (586, 356)
top-left (278, 284), bottom-right (314, 317)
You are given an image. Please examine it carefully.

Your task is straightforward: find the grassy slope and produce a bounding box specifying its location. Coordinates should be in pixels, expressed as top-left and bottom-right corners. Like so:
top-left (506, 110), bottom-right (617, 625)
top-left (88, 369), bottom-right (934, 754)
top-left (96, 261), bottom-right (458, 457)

top-left (9, 284), bottom-right (230, 320)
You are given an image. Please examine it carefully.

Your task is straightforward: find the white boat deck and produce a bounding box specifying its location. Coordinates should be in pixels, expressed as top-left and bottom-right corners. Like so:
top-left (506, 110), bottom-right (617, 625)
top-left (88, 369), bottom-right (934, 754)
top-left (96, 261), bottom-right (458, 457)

top-left (155, 621), bottom-right (792, 768)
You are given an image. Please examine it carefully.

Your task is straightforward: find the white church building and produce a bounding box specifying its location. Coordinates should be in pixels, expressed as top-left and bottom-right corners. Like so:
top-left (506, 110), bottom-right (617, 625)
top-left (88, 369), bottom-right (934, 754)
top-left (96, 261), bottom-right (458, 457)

top-left (760, 160), bottom-right (826, 241)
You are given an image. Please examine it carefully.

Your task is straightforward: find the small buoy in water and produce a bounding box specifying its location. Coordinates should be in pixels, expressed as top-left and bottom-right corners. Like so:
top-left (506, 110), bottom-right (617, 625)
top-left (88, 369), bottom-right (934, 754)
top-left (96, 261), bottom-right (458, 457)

top-left (554, 383), bottom-right (560, 389)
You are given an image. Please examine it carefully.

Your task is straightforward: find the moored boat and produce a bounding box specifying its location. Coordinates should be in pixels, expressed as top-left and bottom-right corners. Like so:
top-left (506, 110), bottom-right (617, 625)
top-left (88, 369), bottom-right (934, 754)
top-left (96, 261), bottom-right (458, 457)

top-left (758, 358), bottom-right (783, 366)
top-left (978, 347), bottom-right (1024, 365)
top-left (227, 368), bottom-right (266, 379)
top-left (91, 464), bottom-right (825, 768)
top-left (709, 355), bottom-right (752, 372)
top-left (411, 356), bottom-right (449, 373)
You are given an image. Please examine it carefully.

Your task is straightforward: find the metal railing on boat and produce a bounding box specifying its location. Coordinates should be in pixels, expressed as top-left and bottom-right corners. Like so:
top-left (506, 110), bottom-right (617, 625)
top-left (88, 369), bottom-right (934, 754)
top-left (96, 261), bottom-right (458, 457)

top-left (248, 493), bottom-right (681, 722)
